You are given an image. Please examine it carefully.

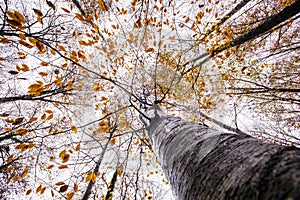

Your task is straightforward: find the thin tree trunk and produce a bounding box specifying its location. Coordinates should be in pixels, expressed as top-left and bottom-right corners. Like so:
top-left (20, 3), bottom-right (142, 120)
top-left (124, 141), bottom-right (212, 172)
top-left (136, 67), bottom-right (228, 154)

top-left (144, 106), bottom-right (300, 200)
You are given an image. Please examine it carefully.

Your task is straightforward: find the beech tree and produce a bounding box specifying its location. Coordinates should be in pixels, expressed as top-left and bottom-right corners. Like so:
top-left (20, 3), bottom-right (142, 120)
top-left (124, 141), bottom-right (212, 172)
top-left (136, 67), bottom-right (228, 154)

top-left (143, 105), bottom-right (300, 199)
top-left (0, 0), bottom-right (299, 199)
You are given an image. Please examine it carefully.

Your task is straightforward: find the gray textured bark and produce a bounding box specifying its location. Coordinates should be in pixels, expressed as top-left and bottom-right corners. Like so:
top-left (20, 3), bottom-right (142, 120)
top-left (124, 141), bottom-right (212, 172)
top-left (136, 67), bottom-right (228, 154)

top-left (145, 106), bottom-right (300, 200)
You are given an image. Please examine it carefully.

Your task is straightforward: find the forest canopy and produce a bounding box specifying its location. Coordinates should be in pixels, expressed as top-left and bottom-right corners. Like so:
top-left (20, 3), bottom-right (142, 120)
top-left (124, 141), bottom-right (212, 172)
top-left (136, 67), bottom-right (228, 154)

top-left (0, 0), bottom-right (299, 199)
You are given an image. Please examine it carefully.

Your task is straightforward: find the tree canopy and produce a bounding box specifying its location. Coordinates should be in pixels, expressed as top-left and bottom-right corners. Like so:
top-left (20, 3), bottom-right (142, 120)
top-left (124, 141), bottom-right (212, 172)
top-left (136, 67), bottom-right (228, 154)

top-left (0, 0), bottom-right (299, 199)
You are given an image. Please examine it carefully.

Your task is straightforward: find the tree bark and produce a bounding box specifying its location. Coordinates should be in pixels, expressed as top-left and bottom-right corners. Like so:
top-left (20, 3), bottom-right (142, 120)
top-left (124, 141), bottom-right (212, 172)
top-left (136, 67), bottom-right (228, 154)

top-left (145, 106), bottom-right (300, 200)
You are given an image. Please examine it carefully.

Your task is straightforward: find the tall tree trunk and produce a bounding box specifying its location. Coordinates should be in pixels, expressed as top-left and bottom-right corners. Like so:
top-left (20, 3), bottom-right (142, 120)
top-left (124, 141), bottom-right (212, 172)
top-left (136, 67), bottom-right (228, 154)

top-left (144, 106), bottom-right (300, 200)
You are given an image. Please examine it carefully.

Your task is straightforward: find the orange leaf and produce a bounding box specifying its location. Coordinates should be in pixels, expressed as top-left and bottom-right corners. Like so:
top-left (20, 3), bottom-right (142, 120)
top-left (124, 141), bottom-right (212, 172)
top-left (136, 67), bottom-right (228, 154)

top-left (16, 128), bottom-right (28, 136)
top-left (73, 183), bottom-right (78, 192)
top-left (47, 165), bottom-right (54, 169)
top-left (39, 72), bottom-right (48, 76)
top-left (18, 40), bottom-right (33, 48)
top-left (21, 167), bottom-right (29, 178)
top-left (75, 143), bottom-right (80, 151)
top-left (71, 126), bottom-right (78, 133)
top-left (98, 0), bottom-right (108, 11)
top-left (109, 138), bottom-right (116, 146)
top-left (13, 10), bottom-right (26, 24)
top-left (57, 45), bottom-right (66, 51)
top-left (66, 192), bottom-right (74, 200)
top-left (18, 33), bottom-right (26, 40)
top-left (29, 117), bottom-right (37, 122)
top-left (62, 154), bottom-right (70, 163)
top-left (55, 181), bottom-right (65, 186)
top-left (75, 13), bottom-right (85, 21)
top-left (66, 81), bottom-right (73, 89)
top-left (41, 61), bottom-right (49, 66)
top-left (58, 165), bottom-right (68, 169)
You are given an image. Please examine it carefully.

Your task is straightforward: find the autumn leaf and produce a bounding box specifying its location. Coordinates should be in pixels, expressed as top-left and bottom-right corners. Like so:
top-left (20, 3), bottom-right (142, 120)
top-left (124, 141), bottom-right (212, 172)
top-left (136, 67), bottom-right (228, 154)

top-left (39, 72), bottom-right (48, 76)
top-left (55, 181), bottom-right (65, 186)
top-left (59, 185), bottom-right (68, 193)
top-left (16, 128), bottom-right (28, 136)
top-left (61, 7), bottom-right (70, 13)
top-left (33, 8), bottom-right (43, 16)
top-left (75, 13), bottom-right (85, 22)
top-left (8, 70), bottom-right (19, 75)
top-left (134, 19), bottom-right (142, 28)
top-left (109, 138), bottom-right (116, 146)
top-left (73, 183), bottom-right (78, 192)
top-left (75, 143), bottom-right (80, 151)
top-left (66, 192), bottom-right (75, 200)
top-left (26, 189), bottom-right (32, 195)
top-left (21, 167), bottom-right (29, 178)
top-left (58, 165), bottom-right (68, 169)
top-left (98, 0), bottom-right (108, 11)
top-left (13, 117), bottom-right (24, 125)
top-left (71, 126), bottom-right (78, 133)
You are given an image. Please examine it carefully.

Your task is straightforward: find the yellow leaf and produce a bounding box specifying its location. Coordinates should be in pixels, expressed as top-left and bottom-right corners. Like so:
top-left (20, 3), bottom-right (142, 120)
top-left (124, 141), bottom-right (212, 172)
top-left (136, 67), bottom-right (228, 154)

top-left (66, 81), bottom-right (73, 89)
top-left (21, 167), bottom-right (28, 178)
top-left (50, 48), bottom-right (56, 55)
top-left (71, 126), bottom-right (78, 133)
top-left (98, 0), bottom-right (108, 11)
top-left (59, 150), bottom-right (66, 158)
top-left (91, 173), bottom-right (97, 182)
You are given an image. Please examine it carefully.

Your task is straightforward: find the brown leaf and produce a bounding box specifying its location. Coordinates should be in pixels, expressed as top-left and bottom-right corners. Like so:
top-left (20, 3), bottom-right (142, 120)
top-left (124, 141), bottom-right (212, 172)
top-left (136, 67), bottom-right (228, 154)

top-left (8, 70), bottom-right (19, 75)
top-left (59, 185), bottom-right (68, 193)
top-left (33, 8), bottom-right (43, 16)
